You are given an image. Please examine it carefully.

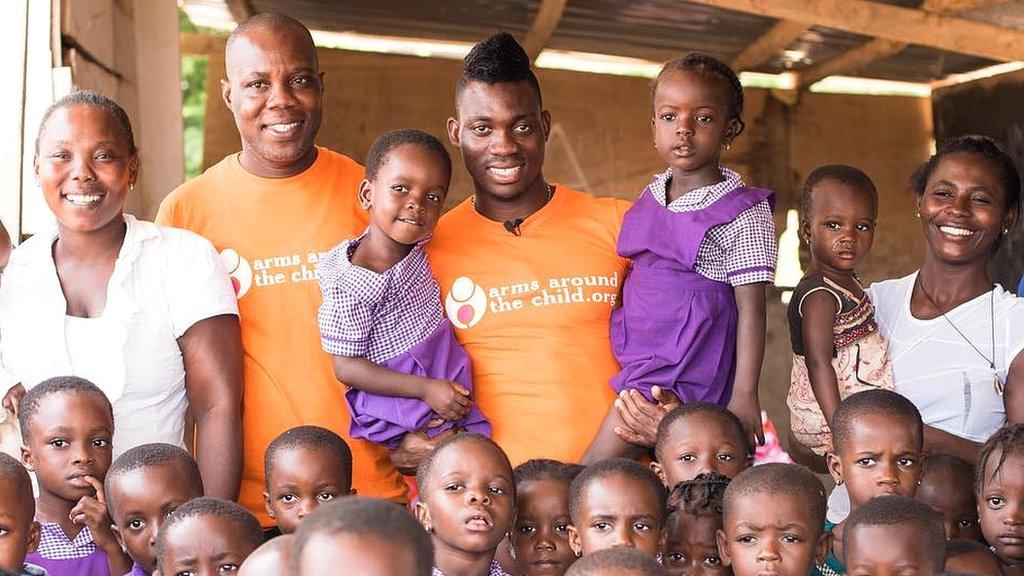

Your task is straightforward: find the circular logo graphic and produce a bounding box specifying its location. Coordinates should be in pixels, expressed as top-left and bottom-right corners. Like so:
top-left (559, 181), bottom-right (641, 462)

top-left (445, 276), bottom-right (487, 329)
top-left (220, 248), bottom-right (253, 299)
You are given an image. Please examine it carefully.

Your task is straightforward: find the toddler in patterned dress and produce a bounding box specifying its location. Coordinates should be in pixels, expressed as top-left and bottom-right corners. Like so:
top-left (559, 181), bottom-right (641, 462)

top-left (317, 129), bottom-right (489, 450)
top-left (787, 166), bottom-right (894, 459)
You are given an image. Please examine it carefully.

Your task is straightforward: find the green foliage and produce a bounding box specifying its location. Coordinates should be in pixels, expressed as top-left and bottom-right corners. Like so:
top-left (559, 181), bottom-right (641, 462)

top-left (180, 9), bottom-right (206, 179)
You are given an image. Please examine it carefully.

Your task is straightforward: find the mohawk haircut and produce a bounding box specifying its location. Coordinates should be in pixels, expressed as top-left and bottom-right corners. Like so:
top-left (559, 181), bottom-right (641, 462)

top-left (843, 495), bottom-right (946, 567)
top-left (19, 376), bottom-right (113, 443)
top-left (565, 547), bottom-right (668, 576)
top-left (831, 389), bottom-right (923, 455)
top-left (723, 463), bottom-right (826, 534)
top-left (569, 458), bottom-right (667, 523)
top-left (456, 32), bottom-right (542, 106)
top-left (105, 443), bottom-right (204, 516)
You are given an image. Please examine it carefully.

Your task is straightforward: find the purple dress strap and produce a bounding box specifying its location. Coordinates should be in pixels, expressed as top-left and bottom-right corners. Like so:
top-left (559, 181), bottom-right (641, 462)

top-left (346, 319), bottom-right (491, 449)
top-left (611, 185), bottom-right (775, 405)
top-left (25, 551), bottom-right (110, 576)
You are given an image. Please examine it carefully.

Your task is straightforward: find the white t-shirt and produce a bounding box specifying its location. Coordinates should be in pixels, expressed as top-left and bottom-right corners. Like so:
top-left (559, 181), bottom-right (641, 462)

top-left (0, 215), bottom-right (239, 457)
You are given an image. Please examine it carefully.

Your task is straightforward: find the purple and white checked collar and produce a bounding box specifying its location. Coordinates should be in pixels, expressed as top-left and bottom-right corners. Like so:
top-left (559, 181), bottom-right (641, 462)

top-left (648, 166), bottom-right (744, 211)
top-left (33, 522), bottom-right (96, 560)
top-left (433, 562), bottom-right (511, 576)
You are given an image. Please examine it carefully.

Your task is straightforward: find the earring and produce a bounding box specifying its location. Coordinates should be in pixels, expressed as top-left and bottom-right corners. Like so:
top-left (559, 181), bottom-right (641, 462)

top-left (1003, 228), bottom-right (1010, 236)
top-left (654, 142), bottom-right (658, 149)
top-left (129, 182), bottom-right (135, 193)
top-left (915, 212), bottom-right (920, 219)
top-left (723, 142), bottom-right (732, 151)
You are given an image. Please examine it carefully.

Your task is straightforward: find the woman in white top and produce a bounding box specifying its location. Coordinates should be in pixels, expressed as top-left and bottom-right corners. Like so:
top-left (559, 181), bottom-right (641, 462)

top-left (0, 90), bottom-right (243, 499)
top-left (871, 135), bottom-right (1024, 463)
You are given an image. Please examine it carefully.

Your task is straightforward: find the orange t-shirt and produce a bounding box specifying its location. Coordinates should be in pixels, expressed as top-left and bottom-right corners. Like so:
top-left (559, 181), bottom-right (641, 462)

top-left (155, 147), bottom-right (407, 524)
top-left (426, 185), bottom-right (629, 465)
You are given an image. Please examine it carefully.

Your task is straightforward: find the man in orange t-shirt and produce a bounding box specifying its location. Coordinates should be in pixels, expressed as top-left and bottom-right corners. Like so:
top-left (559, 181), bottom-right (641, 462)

top-left (418, 33), bottom-right (630, 466)
top-left (156, 14), bottom-right (406, 525)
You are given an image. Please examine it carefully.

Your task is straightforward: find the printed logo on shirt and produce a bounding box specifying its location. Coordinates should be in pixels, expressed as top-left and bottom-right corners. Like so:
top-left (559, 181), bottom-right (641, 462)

top-left (220, 249), bottom-right (253, 299)
top-left (444, 272), bottom-right (620, 329)
top-left (446, 276), bottom-right (488, 329)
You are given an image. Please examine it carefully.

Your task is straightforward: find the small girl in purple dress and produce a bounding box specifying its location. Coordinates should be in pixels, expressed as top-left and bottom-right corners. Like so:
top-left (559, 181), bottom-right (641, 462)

top-left (317, 129), bottom-right (489, 450)
top-left (584, 53), bottom-right (776, 461)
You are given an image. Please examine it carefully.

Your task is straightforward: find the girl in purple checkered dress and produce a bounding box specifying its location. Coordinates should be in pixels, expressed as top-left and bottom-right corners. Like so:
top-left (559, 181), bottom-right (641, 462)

top-left (584, 53), bottom-right (777, 462)
top-left (316, 130), bottom-right (489, 450)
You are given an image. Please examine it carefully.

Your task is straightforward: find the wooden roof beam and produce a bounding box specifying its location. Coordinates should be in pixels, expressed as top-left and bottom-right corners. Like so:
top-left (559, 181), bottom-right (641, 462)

top-left (522, 0), bottom-right (569, 62)
top-left (225, 0), bottom-right (256, 24)
top-left (731, 20), bottom-right (810, 71)
top-left (686, 0), bottom-right (1024, 62)
top-left (919, 0), bottom-right (1011, 14)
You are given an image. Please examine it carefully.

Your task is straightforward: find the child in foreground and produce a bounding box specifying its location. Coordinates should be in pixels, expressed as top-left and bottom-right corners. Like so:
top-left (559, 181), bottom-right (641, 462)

top-left (587, 51), bottom-right (776, 461)
top-left (944, 539), bottom-right (1003, 576)
top-left (317, 129), bottom-right (489, 450)
top-left (718, 463), bottom-right (828, 576)
top-left (19, 376), bottom-right (130, 576)
top-left (977, 423), bottom-right (1024, 576)
top-left (510, 460), bottom-right (582, 576)
top-left (568, 458), bottom-right (666, 558)
top-left (661, 472), bottom-right (730, 576)
top-left (818, 389), bottom-right (924, 576)
top-left (787, 165), bottom-right (894, 460)
top-left (155, 497), bottom-right (261, 576)
top-left (0, 453), bottom-right (43, 575)
top-left (565, 549), bottom-right (667, 576)
top-left (651, 403), bottom-right (750, 488)
top-left (293, 497), bottom-right (433, 576)
top-left (915, 454), bottom-right (981, 541)
top-left (415, 433), bottom-right (514, 576)
top-left (104, 443), bottom-right (204, 576)
top-left (262, 425), bottom-right (353, 536)
top-left (237, 535), bottom-right (292, 576)
top-left (841, 495), bottom-right (946, 576)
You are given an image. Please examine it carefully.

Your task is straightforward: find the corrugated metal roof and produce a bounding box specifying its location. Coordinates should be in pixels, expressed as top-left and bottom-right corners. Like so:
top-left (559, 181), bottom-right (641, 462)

top-left (186, 0), bottom-right (1020, 82)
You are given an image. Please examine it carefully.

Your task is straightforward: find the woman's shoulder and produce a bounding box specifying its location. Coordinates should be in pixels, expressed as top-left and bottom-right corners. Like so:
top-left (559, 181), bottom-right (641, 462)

top-left (867, 272), bottom-right (916, 304)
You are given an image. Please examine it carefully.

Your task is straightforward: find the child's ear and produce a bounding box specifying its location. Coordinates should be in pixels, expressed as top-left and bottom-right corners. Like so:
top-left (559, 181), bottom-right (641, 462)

top-left (649, 461), bottom-right (668, 487)
top-left (21, 445), bottom-right (33, 473)
top-left (110, 523), bottom-right (127, 554)
top-left (826, 452), bottom-right (844, 486)
top-left (567, 523), bottom-right (583, 558)
top-left (26, 520), bottom-right (40, 554)
top-left (814, 530), bottom-right (832, 565)
top-left (263, 491), bottom-right (275, 520)
top-left (414, 501), bottom-right (433, 533)
top-left (358, 180), bottom-right (373, 211)
top-left (716, 528), bottom-right (732, 567)
top-left (800, 218), bottom-right (811, 243)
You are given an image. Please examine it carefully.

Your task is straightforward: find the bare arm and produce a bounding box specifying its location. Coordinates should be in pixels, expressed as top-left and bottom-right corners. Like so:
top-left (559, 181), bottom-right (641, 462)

top-left (332, 356), bottom-right (471, 422)
top-left (729, 283), bottom-right (767, 445)
top-left (180, 314), bottom-right (243, 500)
top-left (924, 425), bottom-right (982, 465)
top-left (1004, 347), bottom-right (1024, 425)
top-left (800, 290), bottom-right (843, 426)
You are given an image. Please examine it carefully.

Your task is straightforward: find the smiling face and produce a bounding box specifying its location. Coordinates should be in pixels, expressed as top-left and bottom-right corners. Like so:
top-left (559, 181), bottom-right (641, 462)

top-left (360, 143), bottom-right (450, 247)
top-left (802, 179), bottom-right (876, 274)
top-left (651, 70), bottom-right (738, 178)
top-left (663, 512), bottom-right (727, 576)
top-left (827, 413), bottom-right (923, 509)
top-left (35, 104), bottom-right (136, 235)
top-left (108, 465), bottom-right (204, 574)
top-left (654, 413), bottom-right (749, 488)
top-left (844, 523), bottom-right (943, 576)
top-left (917, 152), bottom-right (1016, 266)
top-left (22, 391), bottom-right (114, 505)
top-left (978, 451), bottom-right (1024, 565)
top-left (718, 492), bottom-right (827, 576)
top-left (512, 478), bottom-right (576, 576)
top-left (568, 474), bottom-right (664, 557)
top-left (264, 445), bottom-right (352, 535)
top-left (222, 25), bottom-right (323, 178)
top-left (416, 440), bottom-right (515, 558)
top-left (915, 466), bottom-right (981, 541)
top-left (447, 80), bottom-right (550, 201)
top-left (158, 515), bottom-right (259, 576)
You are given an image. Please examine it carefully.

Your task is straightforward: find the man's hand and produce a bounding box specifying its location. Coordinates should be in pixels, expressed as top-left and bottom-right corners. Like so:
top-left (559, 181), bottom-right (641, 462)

top-left (390, 428), bottom-right (458, 476)
top-left (612, 387), bottom-right (680, 448)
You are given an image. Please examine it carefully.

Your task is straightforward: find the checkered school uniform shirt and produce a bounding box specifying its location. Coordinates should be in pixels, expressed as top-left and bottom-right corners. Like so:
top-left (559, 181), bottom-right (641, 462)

top-left (33, 522), bottom-right (96, 560)
top-left (433, 563), bottom-right (511, 576)
top-left (648, 167), bottom-right (777, 286)
top-left (316, 231), bottom-right (445, 363)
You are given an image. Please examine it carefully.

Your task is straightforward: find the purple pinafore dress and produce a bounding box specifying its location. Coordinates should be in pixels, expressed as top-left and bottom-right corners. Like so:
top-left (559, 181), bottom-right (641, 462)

top-left (610, 184), bottom-right (774, 405)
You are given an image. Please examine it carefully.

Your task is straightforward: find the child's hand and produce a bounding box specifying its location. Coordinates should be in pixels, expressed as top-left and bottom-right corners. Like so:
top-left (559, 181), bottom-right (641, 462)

top-left (727, 391), bottom-right (766, 446)
top-left (422, 380), bottom-right (472, 421)
top-left (70, 476), bottom-right (120, 552)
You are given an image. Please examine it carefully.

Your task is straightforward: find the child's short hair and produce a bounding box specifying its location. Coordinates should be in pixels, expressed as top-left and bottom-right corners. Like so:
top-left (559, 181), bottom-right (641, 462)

top-left (564, 547), bottom-right (667, 576)
top-left (843, 495), bottom-right (946, 562)
top-left (801, 164), bottom-right (879, 219)
top-left (977, 423), bottom-right (1024, 491)
top-left (456, 32), bottom-right (542, 105)
top-left (155, 497), bottom-right (262, 560)
top-left (294, 497), bottom-right (433, 576)
top-left (831, 389), bottom-right (923, 454)
top-left (654, 403), bottom-right (751, 459)
top-left (723, 463), bottom-right (826, 529)
top-left (0, 452), bottom-right (33, 518)
top-left (18, 376), bottom-right (112, 442)
top-left (922, 453), bottom-right (974, 487)
top-left (911, 135), bottom-right (1021, 218)
top-left (667, 472), bottom-right (730, 516)
top-left (105, 443), bottom-right (203, 513)
top-left (652, 52), bottom-right (744, 134)
top-left (417, 433), bottom-right (512, 499)
top-left (264, 425), bottom-right (353, 487)
top-left (364, 129), bottom-right (452, 182)
top-left (569, 458), bottom-right (667, 523)
top-left (513, 458), bottom-right (584, 486)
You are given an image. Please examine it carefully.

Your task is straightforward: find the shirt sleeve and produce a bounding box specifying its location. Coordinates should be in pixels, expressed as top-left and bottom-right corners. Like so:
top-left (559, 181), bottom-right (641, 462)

top-left (317, 280), bottom-right (375, 357)
top-left (721, 200), bottom-right (778, 286)
top-left (163, 232), bottom-right (240, 338)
